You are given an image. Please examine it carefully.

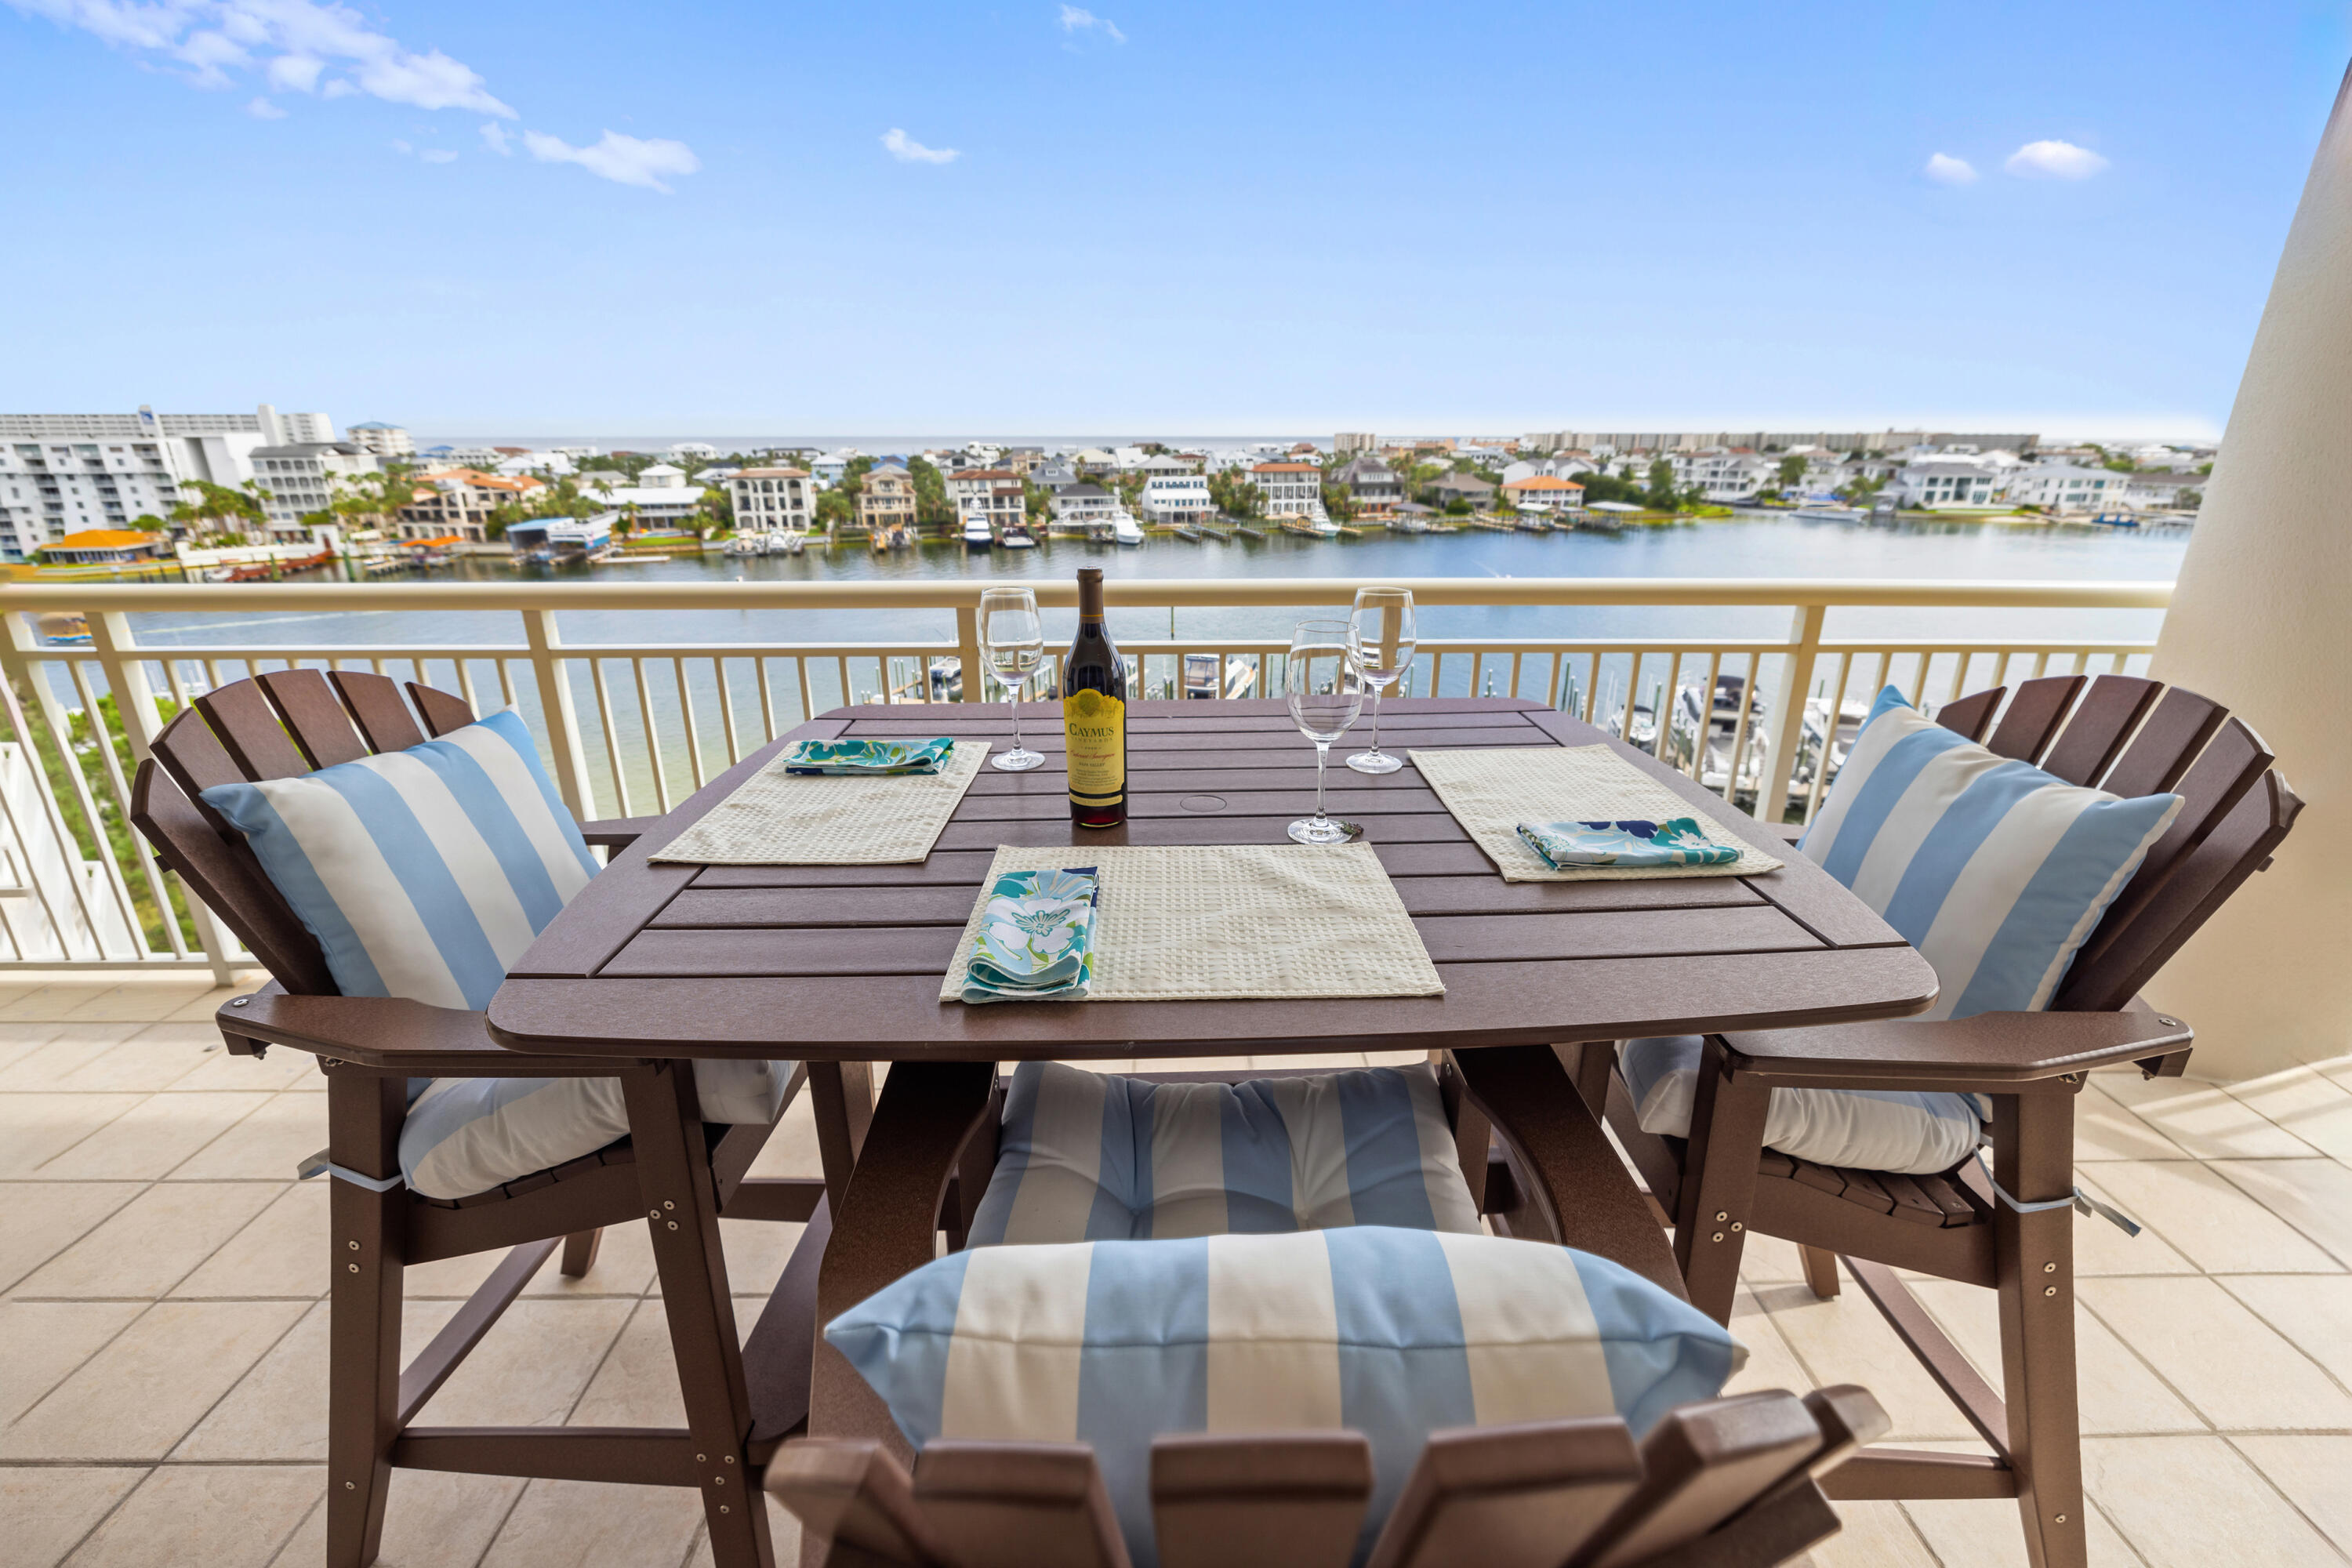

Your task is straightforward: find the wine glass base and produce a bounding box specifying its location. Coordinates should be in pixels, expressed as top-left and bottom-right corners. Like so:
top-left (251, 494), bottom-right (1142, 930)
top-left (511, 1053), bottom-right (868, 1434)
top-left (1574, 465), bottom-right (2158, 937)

top-left (1345, 749), bottom-right (1403, 775)
top-left (992, 749), bottom-right (1044, 772)
top-left (1288, 816), bottom-right (1354, 845)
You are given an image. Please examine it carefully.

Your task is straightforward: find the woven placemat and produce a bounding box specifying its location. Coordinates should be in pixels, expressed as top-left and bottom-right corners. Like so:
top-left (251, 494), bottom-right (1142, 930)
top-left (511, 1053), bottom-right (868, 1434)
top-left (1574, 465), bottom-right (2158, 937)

top-left (939, 844), bottom-right (1444, 1003)
top-left (651, 740), bottom-right (992, 866)
top-left (1409, 745), bottom-right (1784, 884)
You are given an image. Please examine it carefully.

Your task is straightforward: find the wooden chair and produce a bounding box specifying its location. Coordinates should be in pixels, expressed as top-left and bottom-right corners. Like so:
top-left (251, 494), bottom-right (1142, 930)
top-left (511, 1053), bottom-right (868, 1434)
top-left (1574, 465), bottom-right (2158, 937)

top-left (129, 670), bottom-right (837, 1568)
top-left (1585, 673), bottom-right (2304, 1568)
top-left (788, 1046), bottom-right (1895, 1567)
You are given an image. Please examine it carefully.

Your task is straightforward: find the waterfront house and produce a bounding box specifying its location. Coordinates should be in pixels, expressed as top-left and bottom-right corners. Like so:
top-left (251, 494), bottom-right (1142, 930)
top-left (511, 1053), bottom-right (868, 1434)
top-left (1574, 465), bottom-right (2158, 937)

top-left (1501, 474), bottom-right (1585, 513)
top-left (728, 468), bottom-right (818, 532)
top-left (32, 527), bottom-right (168, 566)
top-left (854, 463), bottom-right (917, 533)
top-left (1047, 482), bottom-right (1123, 527)
top-left (944, 467), bottom-right (1021, 516)
top-left (1070, 447), bottom-right (1120, 474)
top-left (507, 512), bottom-right (616, 564)
top-left (2121, 470), bottom-right (2206, 511)
top-left (1676, 448), bottom-right (1777, 503)
top-left (1422, 470), bottom-right (1496, 510)
top-left (2007, 463), bottom-right (2124, 514)
top-left (953, 474), bottom-right (1027, 538)
top-left (1892, 460), bottom-right (2005, 510)
top-left (1140, 473), bottom-right (1214, 525)
top-left (1247, 459), bottom-right (1328, 521)
top-left (397, 469), bottom-right (546, 543)
top-left (1333, 456), bottom-right (1404, 515)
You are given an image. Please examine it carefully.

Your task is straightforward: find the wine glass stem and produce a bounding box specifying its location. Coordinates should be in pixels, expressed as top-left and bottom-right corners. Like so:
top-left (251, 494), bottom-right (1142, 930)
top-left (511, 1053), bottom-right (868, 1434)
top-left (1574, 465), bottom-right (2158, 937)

top-left (1369, 686), bottom-right (1383, 756)
top-left (1006, 677), bottom-right (1022, 752)
top-left (1315, 739), bottom-right (1330, 821)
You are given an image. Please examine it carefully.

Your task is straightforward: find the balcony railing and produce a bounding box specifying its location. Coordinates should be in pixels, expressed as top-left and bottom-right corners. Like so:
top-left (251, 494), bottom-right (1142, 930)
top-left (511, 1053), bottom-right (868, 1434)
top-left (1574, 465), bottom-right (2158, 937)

top-left (0, 576), bottom-right (2171, 975)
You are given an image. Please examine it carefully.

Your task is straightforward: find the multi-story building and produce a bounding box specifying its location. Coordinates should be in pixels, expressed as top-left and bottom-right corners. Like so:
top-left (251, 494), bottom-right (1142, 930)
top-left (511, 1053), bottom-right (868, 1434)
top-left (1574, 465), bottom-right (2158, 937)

top-left (728, 468), bottom-right (818, 531)
top-left (855, 465), bottom-right (916, 533)
top-left (1890, 460), bottom-right (2003, 510)
top-left (1677, 448), bottom-right (1777, 503)
top-left (2120, 471), bottom-right (2206, 512)
top-left (1049, 484), bottom-right (1124, 528)
top-left (416, 444), bottom-right (506, 469)
top-left (1423, 471), bottom-right (1496, 510)
top-left (958, 477), bottom-right (1028, 539)
top-left (397, 470), bottom-right (546, 543)
top-left (1140, 474), bottom-right (1214, 525)
top-left (1501, 475), bottom-right (1585, 514)
top-left (2006, 463), bottom-right (2123, 515)
top-left (249, 443), bottom-right (381, 539)
top-left (345, 422), bottom-right (414, 459)
top-left (1247, 461), bottom-right (1327, 521)
top-left (946, 468), bottom-right (1022, 517)
top-left (1330, 456), bottom-right (1403, 515)
top-left (1334, 433), bottom-right (1377, 455)
top-left (811, 450), bottom-right (859, 489)
top-left (575, 463), bottom-right (711, 528)
top-left (0, 403), bottom-right (332, 559)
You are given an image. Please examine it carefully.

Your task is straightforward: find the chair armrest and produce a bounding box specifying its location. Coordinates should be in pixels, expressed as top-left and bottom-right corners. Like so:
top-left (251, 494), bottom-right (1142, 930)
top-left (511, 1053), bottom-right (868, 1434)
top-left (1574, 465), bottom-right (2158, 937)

top-left (219, 981), bottom-right (634, 1076)
top-left (1716, 1007), bottom-right (2192, 1091)
top-left (579, 815), bottom-right (663, 848)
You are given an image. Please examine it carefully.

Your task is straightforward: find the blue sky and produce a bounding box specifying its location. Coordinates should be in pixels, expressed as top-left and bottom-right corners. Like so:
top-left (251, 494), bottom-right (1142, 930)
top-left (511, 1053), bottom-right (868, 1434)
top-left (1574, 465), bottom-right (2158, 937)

top-left (5, 1), bottom-right (2347, 437)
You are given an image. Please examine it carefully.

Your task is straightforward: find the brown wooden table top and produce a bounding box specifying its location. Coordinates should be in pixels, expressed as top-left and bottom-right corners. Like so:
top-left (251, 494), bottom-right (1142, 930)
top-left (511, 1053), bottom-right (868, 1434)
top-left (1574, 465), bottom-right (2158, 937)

top-left (486, 697), bottom-right (1936, 1061)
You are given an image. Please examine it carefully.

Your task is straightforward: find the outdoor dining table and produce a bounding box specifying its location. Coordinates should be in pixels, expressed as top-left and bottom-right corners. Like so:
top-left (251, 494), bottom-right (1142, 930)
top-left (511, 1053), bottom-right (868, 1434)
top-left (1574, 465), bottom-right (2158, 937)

top-left (485, 695), bottom-right (1938, 1457)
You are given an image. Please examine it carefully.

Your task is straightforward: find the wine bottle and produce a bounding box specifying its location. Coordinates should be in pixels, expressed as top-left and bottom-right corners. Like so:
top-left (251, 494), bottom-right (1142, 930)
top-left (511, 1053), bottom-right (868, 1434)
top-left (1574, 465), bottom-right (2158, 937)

top-left (1062, 568), bottom-right (1127, 828)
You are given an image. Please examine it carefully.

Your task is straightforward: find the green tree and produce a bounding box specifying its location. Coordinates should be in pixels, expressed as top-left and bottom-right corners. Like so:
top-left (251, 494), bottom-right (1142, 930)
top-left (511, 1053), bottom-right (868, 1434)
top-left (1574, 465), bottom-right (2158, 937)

top-left (168, 479), bottom-right (267, 543)
top-left (1643, 459), bottom-right (1680, 512)
top-left (1775, 455), bottom-right (1807, 490)
top-left (906, 457), bottom-right (953, 528)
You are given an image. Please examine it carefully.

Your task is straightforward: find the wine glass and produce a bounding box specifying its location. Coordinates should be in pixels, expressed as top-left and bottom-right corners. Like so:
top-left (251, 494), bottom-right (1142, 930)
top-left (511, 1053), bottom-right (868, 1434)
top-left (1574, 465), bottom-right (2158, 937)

top-left (1285, 620), bottom-right (1364, 844)
top-left (978, 587), bottom-right (1044, 771)
top-left (1345, 586), bottom-right (1416, 775)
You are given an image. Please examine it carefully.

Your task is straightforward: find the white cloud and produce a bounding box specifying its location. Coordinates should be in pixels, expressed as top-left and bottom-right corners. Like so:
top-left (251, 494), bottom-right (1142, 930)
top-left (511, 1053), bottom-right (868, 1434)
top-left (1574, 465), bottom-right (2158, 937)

top-left (245, 94), bottom-right (285, 118)
top-left (523, 128), bottom-right (701, 192)
top-left (390, 137), bottom-right (411, 153)
top-left (419, 147), bottom-right (455, 162)
top-left (265, 52), bottom-right (321, 92)
top-left (1058, 5), bottom-right (1124, 42)
top-left (882, 127), bottom-right (958, 165)
top-left (2005, 139), bottom-right (2109, 180)
top-left (479, 120), bottom-right (510, 155)
top-left (1923, 153), bottom-right (1977, 186)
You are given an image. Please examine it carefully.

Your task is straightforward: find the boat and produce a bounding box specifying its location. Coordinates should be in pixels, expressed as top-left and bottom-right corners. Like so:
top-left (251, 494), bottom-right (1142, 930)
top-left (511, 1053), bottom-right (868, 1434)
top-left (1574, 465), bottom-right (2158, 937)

top-left (1280, 518), bottom-right (1343, 539)
top-left (999, 521), bottom-right (1037, 550)
top-left (962, 516), bottom-right (993, 550)
top-left (1181, 652), bottom-right (1260, 700)
top-left (1791, 506), bottom-right (1866, 524)
top-left (869, 523), bottom-right (914, 553)
top-left (1111, 514), bottom-right (1145, 546)
top-left (32, 611), bottom-right (90, 645)
top-left (723, 533), bottom-right (764, 557)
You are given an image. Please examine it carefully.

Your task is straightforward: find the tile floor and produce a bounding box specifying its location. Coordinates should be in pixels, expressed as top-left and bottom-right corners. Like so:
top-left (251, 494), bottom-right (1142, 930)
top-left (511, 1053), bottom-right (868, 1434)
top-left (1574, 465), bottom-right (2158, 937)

top-left (1, 972), bottom-right (2347, 1567)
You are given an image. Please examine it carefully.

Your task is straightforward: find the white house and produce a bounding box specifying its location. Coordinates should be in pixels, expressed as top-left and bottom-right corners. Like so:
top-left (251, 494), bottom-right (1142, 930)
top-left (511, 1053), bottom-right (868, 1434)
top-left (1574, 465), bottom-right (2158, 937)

top-left (956, 477), bottom-right (1027, 537)
top-left (345, 422), bottom-right (413, 459)
top-left (810, 450), bottom-right (861, 489)
top-left (1501, 474), bottom-right (1585, 514)
top-left (1679, 449), bottom-right (1777, 503)
top-left (2007, 463), bottom-right (2124, 515)
top-left (1050, 483), bottom-right (1125, 527)
top-left (946, 468), bottom-right (1021, 515)
top-left (1891, 461), bottom-right (2004, 510)
top-left (667, 442), bottom-right (719, 461)
top-left (1141, 474), bottom-right (1214, 525)
top-left (575, 464), bottom-right (710, 526)
top-left (249, 442), bottom-right (381, 537)
top-left (2120, 471), bottom-right (2206, 512)
top-left (728, 468), bottom-right (818, 530)
top-left (1248, 461), bottom-right (1327, 521)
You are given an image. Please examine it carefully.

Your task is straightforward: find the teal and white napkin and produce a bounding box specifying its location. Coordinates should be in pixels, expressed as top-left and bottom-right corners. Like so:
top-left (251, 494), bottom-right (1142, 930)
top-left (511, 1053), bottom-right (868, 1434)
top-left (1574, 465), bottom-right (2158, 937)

top-left (1515, 817), bottom-right (1742, 869)
top-left (782, 736), bottom-right (954, 775)
top-left (962, 866), bottom-right (1100, 1004)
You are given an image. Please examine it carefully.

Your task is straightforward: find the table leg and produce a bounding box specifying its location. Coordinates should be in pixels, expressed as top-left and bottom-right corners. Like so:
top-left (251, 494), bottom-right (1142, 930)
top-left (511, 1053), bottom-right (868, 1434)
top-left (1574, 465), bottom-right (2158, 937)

top-left (808, 1060), bottom-right (875, 1218)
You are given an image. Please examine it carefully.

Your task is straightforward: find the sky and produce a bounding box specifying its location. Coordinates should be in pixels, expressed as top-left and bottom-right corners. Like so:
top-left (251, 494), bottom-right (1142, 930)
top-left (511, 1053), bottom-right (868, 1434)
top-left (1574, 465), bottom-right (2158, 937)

top-left (4, 1), bottom-right (2348, 439)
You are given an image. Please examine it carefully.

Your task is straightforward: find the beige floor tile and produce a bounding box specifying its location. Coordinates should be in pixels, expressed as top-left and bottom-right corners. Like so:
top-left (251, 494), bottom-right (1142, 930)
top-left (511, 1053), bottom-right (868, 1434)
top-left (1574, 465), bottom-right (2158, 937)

top-left (2231, 1436), bottom-right (2352, 1558)
top-left (165, 978), bottom-right (270, 1024)
top-left (519, 1218), bottom-right (658, 1300)
top-left (18, 1181), bottom-right (283, 1299)
top-left (681, 1499), bottom-right (800, 1568)
top-left (409, 1298), bottom-right (636, 1428)
top-left (2078, 1275), bottom-right (2352, 1431)
top-left (0, 1301), bottom-right (147, 1425)
top-left (64, 1463), bottom-right (322, 1567)
top-left (1909, 1278), bottom-right (2202, 1436)
top-left (2209, 1158), bottom-right (2352, 1266)
top-left (0, 1023), bottom-right (70, 1075)
top-left (2065, 1175), bottom-right (2201, 1277)
top-left (0, 985), bottom-right (131, 1024)
top-left (2078, 1161), bottom-right (2342, 1274)
top-left (0, 1465), bottom-right (145, 1568)
top-left (2082, 1434), bottom-right (2340, 1567)
top-left (478, 1478), bottom-right (704, 1568)
top-left (175, 1298), bottom-right (461, 1462)
top-left (1749, 1283), bottom-right (1983, 1441)
top-left (742, 1097), bottom-right (823, 1181)
top-left (0, 1094), bottom-right (145, 1178)
top-left (59, 983), bottom-right (215, 1025)
top-left (1721, 1285), bottom-right (1813, 1399)
top-left (1900, 1495), bottom-right (2143, 1567)
top-left (401, 1246), bottom-right (508, 1300)
top-left (716, 1218), bottom-right (806, 1302)
top-left (2217, 1275), bottom-right (2352, 1388)
top-left (0, 1181), bottom-right (144, 1294)
top-left (1733, 1232), bottom-right (1809, 1286)
top-left (162, 1092), bottom-right (326, 1181)
top-left (2092, 1073), bottom-right (2320, 1160)
top-left (566, 1298), bottom-right (689, 1428)
top-left (36, 1091), bottom-right (272, 1181)
top-left (147, 1023), bottom-right (321, 1092)
top-left (2223, 1068), bottom-right (2352, 1167)
top-left (2073, 1080), bottom-right (2193, 1162)
top-left (175, 1181), bottom-right (329, 1299)
top-left (1805, 1498), bottom-right (1940, 1568)
top-left (267, 1468), bottom-right (527, 1568)
top-left (0, 1024), bottom-right (163, 1093)
top-left (0, 1298), bottom-right (307, 1461)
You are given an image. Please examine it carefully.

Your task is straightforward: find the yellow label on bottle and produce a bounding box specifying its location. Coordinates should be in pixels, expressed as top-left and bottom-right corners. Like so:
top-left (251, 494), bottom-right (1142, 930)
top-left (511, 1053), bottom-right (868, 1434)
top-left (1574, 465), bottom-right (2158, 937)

top-left (1063, 688), bottom-right (1126, 805)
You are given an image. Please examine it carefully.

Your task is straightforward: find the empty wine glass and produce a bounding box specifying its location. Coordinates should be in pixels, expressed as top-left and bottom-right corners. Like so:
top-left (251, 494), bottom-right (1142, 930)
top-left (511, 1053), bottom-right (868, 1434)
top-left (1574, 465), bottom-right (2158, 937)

top-left (1285, 619), bottom-right (1364, 844)
top-left (978, 586), bottom-right (1044, 771)
top-left (1345, 586), bottom-right (1416, 774)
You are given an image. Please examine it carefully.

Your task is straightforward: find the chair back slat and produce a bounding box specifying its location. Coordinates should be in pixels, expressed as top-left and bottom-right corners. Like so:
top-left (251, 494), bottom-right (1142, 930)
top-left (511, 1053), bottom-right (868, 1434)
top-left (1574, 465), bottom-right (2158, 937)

top-left (2055, 768), bottom-right (2302, 1013)
top-left (1154, 1432), bottom-right (1371, 1568)
top-left (1363, 1418), bottom-right (1641, 1568)
top-left (1929, 687), bottom-right (2002, 743)
top-left (256, 668), bottom-right (370, 769)
top-left (192, 680), bottom-right (311, 780)
top-left (2098, 686), bottom-right (2227, 797)
top-left (406, 681), bottom-right (477, 737)
top-left (150, 702), bottom-right (252, 806)
top-left (765, 1439), bottom-right (946, 1566)
top-left (2036, 674), bottom-right (2160, 786)
top-left (1982, 675), bottom-right (2084, 764)
top-left (1571, 1392), bottom-right (1820, 1568)
top-left (914, 1440), bottom-right (1134, 1568)
top-left (130, 760), bottom-right (339, 994)
top-left (330, 670), bottom-right (428, 753)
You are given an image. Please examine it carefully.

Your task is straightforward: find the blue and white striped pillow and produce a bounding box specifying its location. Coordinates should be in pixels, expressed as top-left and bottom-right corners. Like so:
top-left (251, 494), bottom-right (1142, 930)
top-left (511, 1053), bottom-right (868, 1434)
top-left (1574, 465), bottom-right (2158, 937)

top-left (967, 1061), bottom-right (1483, 1247)
top-left (1800, 687), bottom-right (2182, 1018)
top-left (828, 1229), bottom-right (1744, 1567)
top-left (200, 708), bottom-right (598, 1010)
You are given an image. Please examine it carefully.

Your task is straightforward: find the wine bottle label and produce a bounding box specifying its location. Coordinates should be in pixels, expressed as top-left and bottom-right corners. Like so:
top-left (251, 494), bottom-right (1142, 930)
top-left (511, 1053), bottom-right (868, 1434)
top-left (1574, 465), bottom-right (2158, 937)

top-left (1062, 688), bottom-right (1126, 806)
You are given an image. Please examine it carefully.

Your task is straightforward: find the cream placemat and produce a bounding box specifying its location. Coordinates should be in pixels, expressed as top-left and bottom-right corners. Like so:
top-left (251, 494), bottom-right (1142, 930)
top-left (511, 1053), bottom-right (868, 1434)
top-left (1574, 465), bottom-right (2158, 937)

top-left (651, 740), bottom-right (992, 865)
top-left (1409, 744), bottom-right (1784, 883)
top-left (938, 844), bottom-right (1444, 1003)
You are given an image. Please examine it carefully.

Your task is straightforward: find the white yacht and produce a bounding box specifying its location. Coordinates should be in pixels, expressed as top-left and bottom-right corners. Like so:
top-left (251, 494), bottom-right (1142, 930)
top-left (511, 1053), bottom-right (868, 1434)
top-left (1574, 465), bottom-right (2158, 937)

top-left (1111, 514), bottom-right (1145, 546)
top-left (962, 516), bottom-right (994, 549)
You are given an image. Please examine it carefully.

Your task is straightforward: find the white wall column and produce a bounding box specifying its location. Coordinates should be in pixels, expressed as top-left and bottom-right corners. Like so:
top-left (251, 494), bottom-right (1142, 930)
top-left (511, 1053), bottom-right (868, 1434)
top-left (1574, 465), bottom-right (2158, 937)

top-left (2145, 64), bottom-right (2352, 1079)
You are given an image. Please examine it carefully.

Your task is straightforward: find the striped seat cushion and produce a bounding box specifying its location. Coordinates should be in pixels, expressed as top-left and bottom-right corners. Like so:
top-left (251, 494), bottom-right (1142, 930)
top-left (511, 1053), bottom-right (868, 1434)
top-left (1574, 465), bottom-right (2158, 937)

top-left (201, 709), bottom-right (789, 1200)
top-left (829, 1229), bottom-right (1743, 1568)
top-left (967, 1061), bottom-right (1483, 1247)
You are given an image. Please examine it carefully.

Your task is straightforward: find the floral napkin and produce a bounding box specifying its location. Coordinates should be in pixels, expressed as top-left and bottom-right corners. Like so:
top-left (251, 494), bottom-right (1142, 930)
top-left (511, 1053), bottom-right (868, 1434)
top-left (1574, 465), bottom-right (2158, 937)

top-left (961, 867), bottom-right (1100, 1004)
top-left (1515, 817), bottom-right (1743, 870)
top-left (782, 736), bottom-right (955, 775)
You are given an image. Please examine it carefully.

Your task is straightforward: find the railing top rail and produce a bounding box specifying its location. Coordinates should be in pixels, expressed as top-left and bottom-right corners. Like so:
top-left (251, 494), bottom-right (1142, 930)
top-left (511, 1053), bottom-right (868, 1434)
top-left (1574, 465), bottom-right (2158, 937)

top-left (2, 577), bottom-right (2177, 613)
